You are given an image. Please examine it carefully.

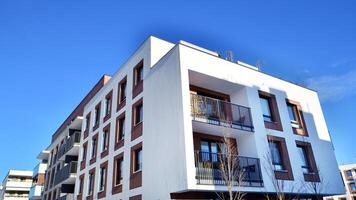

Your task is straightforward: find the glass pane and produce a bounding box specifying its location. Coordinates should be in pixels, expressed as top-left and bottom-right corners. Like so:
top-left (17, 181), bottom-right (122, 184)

top-left (287, 104), bottom-right (297, 121)
top-left (298, 147), bottom-right (308, 167)
top-left (201, 141), bottom-right (210, 153)
top-left (269, 142), bottom-right (283, 168)
top-left (260, 97), bottom-right (272, 122)
top-left (210, 142), bottom-right (218, 162)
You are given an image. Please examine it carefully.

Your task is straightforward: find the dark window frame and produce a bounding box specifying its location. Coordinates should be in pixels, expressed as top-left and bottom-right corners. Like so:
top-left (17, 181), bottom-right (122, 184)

top-left (286, 99), bottom-right (308, 136)
top-left (259, 91), bottom-right (283, 131)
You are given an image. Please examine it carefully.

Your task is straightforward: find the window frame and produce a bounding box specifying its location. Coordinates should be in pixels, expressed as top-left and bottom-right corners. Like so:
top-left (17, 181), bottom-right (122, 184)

top-left (130, 142), bottom-right (142, 189)
top-left (286, 99), bottom-right (308, 136)
top-left (132, 60), bottom-right (144, 98)
top-left (117, 76), bottom-right (127, 112)
top-left (259, 91), bottom-right (283, 131)
top-left (115, 112), bottom-right (125, 150)
top-left (100, 124), bottom-right (110, 158)
top-left (97, 161), bottom-right (108, 199)
top-left (112, 153), bottom-right (124, 194)
top-left (295, 140), bottom-right (320, 182)
top-left (131, 98), bottom-right (143, 141)
top-left (267, 135), bottom-right (294, 180)
top-left (93, 102), bottom-right (101, 131)
top-left (103, 90), bottom-right (113, 122)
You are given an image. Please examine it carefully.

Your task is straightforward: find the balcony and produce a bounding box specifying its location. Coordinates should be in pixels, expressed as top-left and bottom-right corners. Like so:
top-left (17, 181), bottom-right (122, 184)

top-left (57, 131), bottom-right (81, 161)
top-left (33, 163), bottom-right (47, 178)
top-left (57, 194), bottom-right (74, 200)
top-left (54, 162), bottom-right (77, 186)
top-left (29, 185), bottom-right (43, 200)
top-left (194, 151), bottom-right (263, 187)
top-left (190, 94), bottom-right (254, 132)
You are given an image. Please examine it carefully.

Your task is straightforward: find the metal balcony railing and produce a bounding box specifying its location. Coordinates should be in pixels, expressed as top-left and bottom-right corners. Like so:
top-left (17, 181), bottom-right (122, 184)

top-left (190, 94), bottom-right (254, 132)
top-left (194, 151), bottom-right (263, 187)
top-left (57, 132), bottom-right (81, 160)
top-left (54, 162), bottom-right (77, 186)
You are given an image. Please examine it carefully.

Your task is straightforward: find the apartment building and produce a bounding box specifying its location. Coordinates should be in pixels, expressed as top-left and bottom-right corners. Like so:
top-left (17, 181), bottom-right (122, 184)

top-left (325, 164), bottom-right (356, 200)
top-left (71, 36), bottom-right (344, 200)
top-left (29, 159), bottom-right (48, 200)
top-left (0, 170), bottom-right (33, 200)
top-left (38, 76), bottom-right (111, 200)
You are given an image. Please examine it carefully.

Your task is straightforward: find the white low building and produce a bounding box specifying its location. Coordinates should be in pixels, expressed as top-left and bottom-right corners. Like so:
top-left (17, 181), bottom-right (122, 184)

top-left (325, 164), bottom-right (356, 200)
top-left (0, 170), bottom-right (33, 200)
top-left (70, 36), bottom-right (345, 200)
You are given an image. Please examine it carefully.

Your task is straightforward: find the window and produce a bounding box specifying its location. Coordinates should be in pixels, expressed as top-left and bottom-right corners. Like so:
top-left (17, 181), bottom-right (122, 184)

top-left (134, 64), bottom-right (143, 86)
top-left (88, 173), bottom-right (94, 195)
top-left (104, 95), bottom-right (112, 117)
top-left (101, 130), bottom-right (109, 152)
top-left (134, 104), bottom-right (143, 125)
top-left (93, 103), bottom-right (101, 128)
top-left (269, 141), bottom-right (284, 171)
top-left (297, 146), bottom-right (310, 174)
top-left (82, 144), bottom-right (87, 161)
top-left (200, 140), bottom-right (224, 162)
top-left (115, 158), bottom-right (123, 186)
top-left (85, 114), bottom-right (90, 131)
top-left (119, 80), bottom-right (127, 103)
top-left (99, 167), bottom-right (106, 191)
top-left (346, 170), bottom-right (353, 178)
top-left (134, 148), bottom-right (142, 172)
top-left (287, 103), bottom-right (299, 128)
top-left (91, 138), bottom-right (97, 159)
top-left (78, 175), bottom-right (84, 195)
top-left (259, 91), bottom-right (283, 131)
top-left (350, 182), bottom-right (356, 191)
top-left (260, 96), bottom-right (273, 122)
top-left (117, 117), bottom-right (125, 141)
top-left (286, 99), bottom-right (308, 136)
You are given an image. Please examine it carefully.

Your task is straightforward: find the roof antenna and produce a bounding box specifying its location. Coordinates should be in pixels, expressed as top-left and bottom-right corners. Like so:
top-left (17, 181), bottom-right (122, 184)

top-left (226, 50), bottom-right (234, 62)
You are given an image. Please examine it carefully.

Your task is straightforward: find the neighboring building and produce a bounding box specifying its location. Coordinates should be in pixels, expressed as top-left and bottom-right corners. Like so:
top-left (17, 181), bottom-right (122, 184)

top-left (325, 164), bottom-right (356, 200)
top-left (38, 75), bottom-right (111, 200)
top-left (29, 158), bottom-right (48, 200)
top-left (0, 170), bottom-right (33, 200)
top-left (68, 36), bottom-right (344, 200)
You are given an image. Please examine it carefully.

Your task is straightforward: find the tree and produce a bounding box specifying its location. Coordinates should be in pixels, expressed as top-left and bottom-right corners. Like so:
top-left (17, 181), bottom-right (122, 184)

top-left (303, 166), bottom-right (328, 200)
top-left (215, 133), bottom-right (247, 200)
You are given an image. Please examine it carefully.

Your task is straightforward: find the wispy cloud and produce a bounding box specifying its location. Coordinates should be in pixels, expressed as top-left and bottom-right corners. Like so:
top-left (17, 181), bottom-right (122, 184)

top-left (305, 69), bottom-right (356, 102)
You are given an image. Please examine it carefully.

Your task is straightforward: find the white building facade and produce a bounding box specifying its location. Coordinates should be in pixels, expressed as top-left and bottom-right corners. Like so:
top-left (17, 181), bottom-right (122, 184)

top-left (0, 170), bottom-right (33, 200)
top-left (72, 36), bottom-right (344, 200)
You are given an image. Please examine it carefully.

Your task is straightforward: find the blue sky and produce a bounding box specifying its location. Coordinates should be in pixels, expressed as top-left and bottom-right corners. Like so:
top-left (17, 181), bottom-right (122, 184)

top-left (0, 0), bottom-right (355, 179)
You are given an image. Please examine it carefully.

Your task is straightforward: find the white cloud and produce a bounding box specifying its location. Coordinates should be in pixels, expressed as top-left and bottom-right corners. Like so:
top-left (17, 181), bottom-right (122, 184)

top-left (305, 69), bottom-right (356, 102)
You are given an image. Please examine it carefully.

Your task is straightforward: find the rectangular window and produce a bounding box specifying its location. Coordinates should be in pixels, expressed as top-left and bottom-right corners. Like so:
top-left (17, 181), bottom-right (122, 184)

top-left (119, 80), bottom-right (127, 103)
top-left (200, 140), bottom-right (222, 162)
top-left (82, 145), bottom-right (87, 161)
top-left (104, 96), bottom-right (111, 117)
top-left (297, 146), bottom-right (310, 174)
top-left (135, 104), bottom-right (143, 125)
top-left (99, 167), bottom-right (106, 191)
top-left (268, 141), bottom-right (284, 171)
top-left (117, 117), bottom-right (125, 141)
top-left (93, 103), bottom-right (101, 128)
top-left (78, 175), bottom-right (84, 194)
top-left (134, 64), bottom-right (143, 86)
top-left (346, 170), bottom-right (353, 178)
top-left (101, 130), bottom-right (109, 152)
top-left (134, 148), bottom-right (142, 172)
top-left (259, 91), bottom-right (283, 131)
top-left (286, 99), bottom-right (308, 136)
top-left (85, 114), bottom-right (90, 131)
top-left (260, 96), bottom-right (273, 122)
top-left (88, 173), bottom-right (94, 195)
top-left (350, 182), bottom-right (356, 191)
top-left (115, 158), bottom-right (123, 186)
top-left (91, 138), bottom-right (97, 158)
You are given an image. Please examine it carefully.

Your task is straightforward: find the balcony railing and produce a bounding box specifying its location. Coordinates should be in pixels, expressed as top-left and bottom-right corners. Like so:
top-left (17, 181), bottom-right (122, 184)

top-left (57, 194), bottom-right (74, 200)
top-left (190, 94), bottom-right (254, 132)
top-left (54, 162), bottom-right (77, 185)
top-left (194, 151), bottom-right (263, 187)
top-left (57, 132), bottom-right (81, 160)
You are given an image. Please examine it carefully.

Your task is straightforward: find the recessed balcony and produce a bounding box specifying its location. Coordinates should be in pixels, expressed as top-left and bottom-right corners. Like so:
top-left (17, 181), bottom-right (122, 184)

top-left (54, 161), bottom-right (77, 186)
top-left (29, 185), bottom-right (43, 200)
top-left (194, 151), bottom-right (263, 187)
top-left (190, 94), bottom-right (254, 132)
top-left (57, 131), bottom-right (81, 161)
